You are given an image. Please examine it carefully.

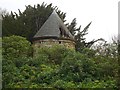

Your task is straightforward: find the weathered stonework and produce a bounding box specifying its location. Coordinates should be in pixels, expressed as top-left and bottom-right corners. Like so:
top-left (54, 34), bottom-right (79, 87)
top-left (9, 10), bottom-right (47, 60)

top-left (32, 11), bottom-right (75, 55)
top-left (33, 39), bottom-right (75, 49)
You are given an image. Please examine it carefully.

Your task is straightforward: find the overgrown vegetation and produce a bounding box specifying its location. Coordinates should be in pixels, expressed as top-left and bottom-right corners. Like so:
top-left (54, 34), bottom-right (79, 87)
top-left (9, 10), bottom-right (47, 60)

top-left (2, 35), bottom-right (32, 59)
top-left (1, 2), bottom-right (119, 89)
top-left (2, 35), bottom-right (119, 88)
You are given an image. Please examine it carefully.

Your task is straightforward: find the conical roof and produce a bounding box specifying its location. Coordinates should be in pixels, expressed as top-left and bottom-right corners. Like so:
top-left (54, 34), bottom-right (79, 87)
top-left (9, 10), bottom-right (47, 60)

top-left (33, 11), bottom-right (74, 40)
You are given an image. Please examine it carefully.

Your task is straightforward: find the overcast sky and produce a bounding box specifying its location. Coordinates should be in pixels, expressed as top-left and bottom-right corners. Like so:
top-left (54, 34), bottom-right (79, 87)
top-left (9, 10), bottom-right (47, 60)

top-left (0, 0), bottom-right (119, 42)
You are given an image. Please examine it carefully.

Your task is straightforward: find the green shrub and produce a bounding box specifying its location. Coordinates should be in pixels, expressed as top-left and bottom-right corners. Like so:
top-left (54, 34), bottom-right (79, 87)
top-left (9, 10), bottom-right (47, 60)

top-left (2, 44), bottom-right (118, 88)
top-left (2, 35), bottom-right (32, 59)
top-left (77, 79), bottom-right (117, 88)
top-left (37, 45), bottom-right (72, 64)
top-left (52, 80), bottom-right (76, 88)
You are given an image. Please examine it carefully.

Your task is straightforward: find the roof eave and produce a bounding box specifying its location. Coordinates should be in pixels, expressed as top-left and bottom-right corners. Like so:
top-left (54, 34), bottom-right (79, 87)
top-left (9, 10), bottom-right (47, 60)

top-left (32, 36), bottom-right (75, 42)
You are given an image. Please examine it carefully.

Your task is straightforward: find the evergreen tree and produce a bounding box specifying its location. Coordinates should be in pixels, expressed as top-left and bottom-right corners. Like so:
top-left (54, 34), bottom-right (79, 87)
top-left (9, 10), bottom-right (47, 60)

top-left (67, 19), bottom-right (104, 52)
top-left (2, 2), bottom-right (66, 41)
top-left (2, 2), bottom-right (103, 51)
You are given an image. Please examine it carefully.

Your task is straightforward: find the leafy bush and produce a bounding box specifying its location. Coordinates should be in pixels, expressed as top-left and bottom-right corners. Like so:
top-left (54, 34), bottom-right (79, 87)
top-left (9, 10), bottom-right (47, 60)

top-left (77, 78), bottom-right (117, 88)
top-left (2, 35), bottom-right (32, 59)
top-left (2, 42), bottom-right (118, 88)
top-left (36, 45), bottom-right (72, 64)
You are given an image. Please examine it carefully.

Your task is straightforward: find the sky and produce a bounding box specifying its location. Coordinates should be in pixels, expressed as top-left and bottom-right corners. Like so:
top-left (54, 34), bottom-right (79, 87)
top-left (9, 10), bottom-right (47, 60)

top-left (0, 0), bottom-right (119, 42)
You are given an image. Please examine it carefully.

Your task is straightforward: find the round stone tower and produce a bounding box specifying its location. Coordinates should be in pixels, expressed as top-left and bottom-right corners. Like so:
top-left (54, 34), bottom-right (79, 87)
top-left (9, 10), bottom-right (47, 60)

top-left (32, 11), bottom-right (75, 52)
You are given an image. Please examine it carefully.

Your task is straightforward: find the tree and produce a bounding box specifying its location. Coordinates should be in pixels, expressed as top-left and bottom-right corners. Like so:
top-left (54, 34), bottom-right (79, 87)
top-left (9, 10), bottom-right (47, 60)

top-left (67, 18), bottom-right (104, 52)
top-left (2, 3), bottom-right (66, 42)
top-left (2, 2), bottom-right (103, 51)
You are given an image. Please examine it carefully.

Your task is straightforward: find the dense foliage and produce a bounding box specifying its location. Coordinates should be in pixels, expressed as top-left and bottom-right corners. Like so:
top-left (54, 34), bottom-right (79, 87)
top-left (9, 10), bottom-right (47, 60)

top-left (2, 35), bottom-right (32, 59)
top-left (2, 36), bottom-right (118, 89)
top-left (1, 2), bottom-right (119, 89)
top-left (2, 3), bottom-right (66, 41)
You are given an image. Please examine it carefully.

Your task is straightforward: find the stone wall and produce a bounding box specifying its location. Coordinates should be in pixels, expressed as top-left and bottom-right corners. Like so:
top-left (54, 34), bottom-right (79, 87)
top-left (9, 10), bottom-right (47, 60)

top-left (33, 39), bottom-right (75, 55)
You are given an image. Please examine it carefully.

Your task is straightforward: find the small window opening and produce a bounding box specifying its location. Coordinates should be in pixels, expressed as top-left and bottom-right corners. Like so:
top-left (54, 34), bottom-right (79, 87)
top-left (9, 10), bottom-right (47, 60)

top-left (59, 41), bottom-right (61, 44)
top-left (59, 27), bottom-right (63, 37)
